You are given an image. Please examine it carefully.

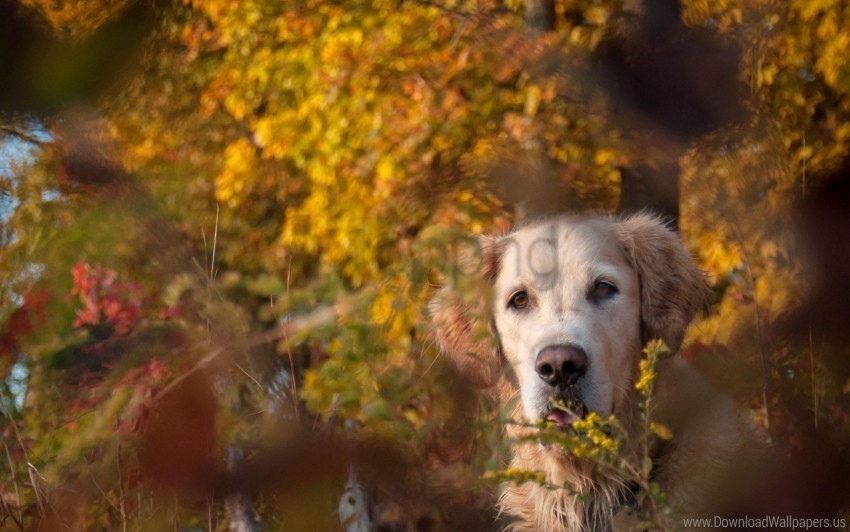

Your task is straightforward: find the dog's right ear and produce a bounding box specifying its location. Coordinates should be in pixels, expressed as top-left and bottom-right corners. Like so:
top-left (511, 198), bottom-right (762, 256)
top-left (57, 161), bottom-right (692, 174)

top-left (429, 235), bottom-right (503, 389)
top-left (616, 213), bottom-right (708, 354)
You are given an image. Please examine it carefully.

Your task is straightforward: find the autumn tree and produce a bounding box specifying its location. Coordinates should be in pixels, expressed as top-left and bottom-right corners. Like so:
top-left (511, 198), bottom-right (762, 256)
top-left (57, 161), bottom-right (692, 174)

top-left (1, 0), bottom-right (849, 529)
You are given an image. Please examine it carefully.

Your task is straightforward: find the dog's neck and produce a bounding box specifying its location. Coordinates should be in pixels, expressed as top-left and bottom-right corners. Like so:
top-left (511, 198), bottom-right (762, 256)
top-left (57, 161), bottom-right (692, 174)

top-left (496, 375), bottom-right (668, 531)
top-left (499, 443), bottom-right (632, 532)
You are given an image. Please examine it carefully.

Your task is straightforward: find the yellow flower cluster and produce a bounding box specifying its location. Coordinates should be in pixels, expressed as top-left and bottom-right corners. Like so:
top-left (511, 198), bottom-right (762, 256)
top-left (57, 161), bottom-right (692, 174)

top-left (570, 412), bottom-right (621, 460)
top-left (635, 340), bottom-right (668, 397)
top-left (635, 358), bottom-right (656, 397)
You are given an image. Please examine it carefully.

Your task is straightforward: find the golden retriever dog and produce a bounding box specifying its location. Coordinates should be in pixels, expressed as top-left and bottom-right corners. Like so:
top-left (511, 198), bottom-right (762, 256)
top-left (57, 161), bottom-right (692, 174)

top-left (431, 213), bottom-right (765, 531)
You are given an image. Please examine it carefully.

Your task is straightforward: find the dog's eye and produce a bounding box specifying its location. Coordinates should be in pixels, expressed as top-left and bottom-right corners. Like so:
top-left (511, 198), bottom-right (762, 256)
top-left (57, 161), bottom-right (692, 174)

top-left (508, 290), bottom-right (529, 310)
top-left (589, 280), bottom-right (618, 302)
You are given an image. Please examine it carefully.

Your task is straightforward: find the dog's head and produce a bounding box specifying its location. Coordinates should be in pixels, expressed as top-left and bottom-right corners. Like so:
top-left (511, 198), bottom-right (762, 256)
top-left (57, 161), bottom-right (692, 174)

top-left (431, 213), bottom-right (706, 427)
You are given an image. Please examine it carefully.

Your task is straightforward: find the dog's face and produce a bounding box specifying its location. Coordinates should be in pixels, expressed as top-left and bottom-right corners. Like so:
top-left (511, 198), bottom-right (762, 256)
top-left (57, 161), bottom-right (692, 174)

top-left (431, 213), bottom-right (707, 429)
top-left (492, 219), bottom-right (641, 425)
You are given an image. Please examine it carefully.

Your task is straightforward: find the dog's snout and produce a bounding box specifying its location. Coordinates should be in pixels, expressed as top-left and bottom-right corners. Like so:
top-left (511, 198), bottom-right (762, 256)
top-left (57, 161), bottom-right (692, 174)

top-left (535, 345), bottom-right (588, 387)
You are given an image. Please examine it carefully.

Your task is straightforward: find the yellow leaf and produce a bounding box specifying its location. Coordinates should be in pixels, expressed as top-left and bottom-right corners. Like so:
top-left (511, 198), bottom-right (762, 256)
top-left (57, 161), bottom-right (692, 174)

top-left (593, 149), bottom-right (616, 166)
top-left (215, 138), bottom-right (256, 205)
top-left (524, 85), bottom-right (541, 116)
top-left (650, 422), bottom-right (673, 440)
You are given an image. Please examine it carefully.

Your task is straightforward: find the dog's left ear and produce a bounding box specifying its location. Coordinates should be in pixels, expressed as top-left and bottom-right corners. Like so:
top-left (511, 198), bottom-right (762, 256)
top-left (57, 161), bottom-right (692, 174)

top-left (617, 213), bottom-right (708, 354)
top-left (429, 235), bottom-right (504, 389)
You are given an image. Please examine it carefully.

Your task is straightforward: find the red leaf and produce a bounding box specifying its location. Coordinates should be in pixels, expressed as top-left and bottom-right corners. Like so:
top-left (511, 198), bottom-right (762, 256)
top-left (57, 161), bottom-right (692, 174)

top-left (0, 289), bottom-right (51, 357)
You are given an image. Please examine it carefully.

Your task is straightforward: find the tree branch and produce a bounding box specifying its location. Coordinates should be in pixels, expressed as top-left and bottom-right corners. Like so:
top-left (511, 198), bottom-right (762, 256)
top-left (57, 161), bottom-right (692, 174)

top-left (0, 124), bottom-right (48, 148)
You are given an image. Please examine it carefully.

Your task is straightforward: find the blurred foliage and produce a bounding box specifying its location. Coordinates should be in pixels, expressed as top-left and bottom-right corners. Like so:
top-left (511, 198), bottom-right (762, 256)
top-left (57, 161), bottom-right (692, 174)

top-left (1, 0), bottom-right (850, 529)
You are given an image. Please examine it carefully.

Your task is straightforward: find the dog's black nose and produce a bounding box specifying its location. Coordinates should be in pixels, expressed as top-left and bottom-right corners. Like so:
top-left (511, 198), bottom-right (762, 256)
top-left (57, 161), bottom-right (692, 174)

top-left (535, 345), bottom-right (588, 387)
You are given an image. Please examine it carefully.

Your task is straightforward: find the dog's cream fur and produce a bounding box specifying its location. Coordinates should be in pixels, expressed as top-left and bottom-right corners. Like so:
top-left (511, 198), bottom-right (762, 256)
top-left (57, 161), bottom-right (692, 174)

top-left (431, 213), bottom-right (764, 531)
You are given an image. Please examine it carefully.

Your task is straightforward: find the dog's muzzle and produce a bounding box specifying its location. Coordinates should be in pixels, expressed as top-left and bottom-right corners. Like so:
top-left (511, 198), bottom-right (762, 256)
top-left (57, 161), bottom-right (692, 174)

top-left (536, 344), bottom-right (588, 427)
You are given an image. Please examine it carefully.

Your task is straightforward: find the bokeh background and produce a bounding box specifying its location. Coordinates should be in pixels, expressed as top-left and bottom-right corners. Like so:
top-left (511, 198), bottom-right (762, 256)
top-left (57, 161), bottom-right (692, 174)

top-left (1, 0), bottom-right (849, 529)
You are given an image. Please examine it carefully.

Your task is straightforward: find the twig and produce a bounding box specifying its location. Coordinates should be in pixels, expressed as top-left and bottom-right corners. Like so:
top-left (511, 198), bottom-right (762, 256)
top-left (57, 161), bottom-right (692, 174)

top-left (154, 288), bottom-right (376, 404)
top-left (26, 463), bottom-right (46, 520)
top-left (201, 225), bottom-right (208, 277)
top-left (210, 204), bottom-right (220, 286)
top-left (201, 204), bottom-right (221, 339)
top-left (2, 437), bottom-right (23, 527)
top-left (0, 401), bottom-right (26, 527)
top-left (233, 362), bottom-right (264, 392)
top-left (117, 442), bottom-right (127, 532)
top-left (729, 219), bottom-right (771, 434)
top-left (0, 492), bottom-right (23, 530)
top-left (83, 457), bottom-right (121, 513)
top-left (283, 231), bottom-right (299, 421)
top-left (0, 125), bottom-right (48, 148)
